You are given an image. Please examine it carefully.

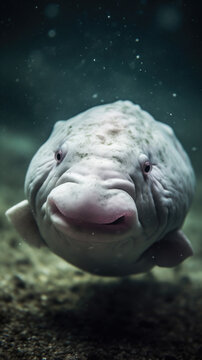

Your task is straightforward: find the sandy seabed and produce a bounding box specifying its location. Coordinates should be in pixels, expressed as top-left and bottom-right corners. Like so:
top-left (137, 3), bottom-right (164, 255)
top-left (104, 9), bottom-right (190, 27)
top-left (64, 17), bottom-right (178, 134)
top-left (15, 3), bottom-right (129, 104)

top-left (0, 129), bottom-right (202, 360)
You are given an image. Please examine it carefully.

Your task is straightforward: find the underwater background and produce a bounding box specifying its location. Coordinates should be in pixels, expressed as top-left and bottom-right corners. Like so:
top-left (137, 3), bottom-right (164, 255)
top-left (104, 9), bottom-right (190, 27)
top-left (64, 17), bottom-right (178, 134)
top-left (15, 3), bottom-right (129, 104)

top-left (0, 1), bottom-right (202, 359)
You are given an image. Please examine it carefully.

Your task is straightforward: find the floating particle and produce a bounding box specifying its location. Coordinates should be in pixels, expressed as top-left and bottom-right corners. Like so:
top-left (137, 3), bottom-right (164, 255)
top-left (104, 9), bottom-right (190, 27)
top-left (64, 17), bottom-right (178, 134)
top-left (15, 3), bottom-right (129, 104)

top-left (48, 29), bottom-right (56, 38)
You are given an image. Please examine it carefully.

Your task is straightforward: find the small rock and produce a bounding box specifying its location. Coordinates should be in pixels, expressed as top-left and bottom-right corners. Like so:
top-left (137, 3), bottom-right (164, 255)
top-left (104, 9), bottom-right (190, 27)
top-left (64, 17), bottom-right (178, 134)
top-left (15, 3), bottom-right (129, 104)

top-left (13, 274), bottom-right (26, 289)
top-left (1, 293), bottom-right (13, 302)
top-left (9, 237), bottom-right (20, 248)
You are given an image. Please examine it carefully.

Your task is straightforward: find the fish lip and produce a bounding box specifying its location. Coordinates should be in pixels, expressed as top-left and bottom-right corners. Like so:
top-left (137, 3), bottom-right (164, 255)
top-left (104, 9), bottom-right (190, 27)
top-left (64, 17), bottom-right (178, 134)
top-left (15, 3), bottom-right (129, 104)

top-left (47, 200), bottom-right (136, 240)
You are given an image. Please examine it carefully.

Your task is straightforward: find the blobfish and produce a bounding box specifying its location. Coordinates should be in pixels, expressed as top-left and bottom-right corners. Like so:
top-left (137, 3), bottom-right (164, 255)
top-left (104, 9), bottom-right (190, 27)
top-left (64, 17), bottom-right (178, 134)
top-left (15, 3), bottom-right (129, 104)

top-left (6, 101), bottom-right (195, 276)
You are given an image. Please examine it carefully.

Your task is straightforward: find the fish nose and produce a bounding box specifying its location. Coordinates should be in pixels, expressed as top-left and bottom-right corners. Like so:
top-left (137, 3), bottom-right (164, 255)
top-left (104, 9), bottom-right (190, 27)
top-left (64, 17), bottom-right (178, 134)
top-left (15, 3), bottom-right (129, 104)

top-left (47, 176), bottom-right (136, 228)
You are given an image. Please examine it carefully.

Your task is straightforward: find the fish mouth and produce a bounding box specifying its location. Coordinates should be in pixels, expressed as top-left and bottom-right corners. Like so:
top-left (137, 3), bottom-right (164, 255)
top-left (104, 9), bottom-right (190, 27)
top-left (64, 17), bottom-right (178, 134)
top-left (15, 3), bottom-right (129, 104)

top-left (47, 200), bottom-right (135, 238)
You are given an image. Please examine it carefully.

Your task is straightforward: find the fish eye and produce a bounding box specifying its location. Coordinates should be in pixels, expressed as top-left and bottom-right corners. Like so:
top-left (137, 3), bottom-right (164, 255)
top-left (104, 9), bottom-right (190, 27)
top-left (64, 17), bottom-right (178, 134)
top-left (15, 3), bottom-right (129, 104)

top-left (143, 161), bottom-right (152, 174)
top-left (54, 143), bottom-right (68, 164)
top-left (55, 149), bottom-right (63, 164)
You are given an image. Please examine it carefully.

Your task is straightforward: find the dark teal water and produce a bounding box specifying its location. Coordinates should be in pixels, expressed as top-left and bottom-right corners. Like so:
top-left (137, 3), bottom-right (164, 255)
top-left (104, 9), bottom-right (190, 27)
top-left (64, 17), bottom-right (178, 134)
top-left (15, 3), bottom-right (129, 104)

top-left (0, 1), bottom-right (201, 173)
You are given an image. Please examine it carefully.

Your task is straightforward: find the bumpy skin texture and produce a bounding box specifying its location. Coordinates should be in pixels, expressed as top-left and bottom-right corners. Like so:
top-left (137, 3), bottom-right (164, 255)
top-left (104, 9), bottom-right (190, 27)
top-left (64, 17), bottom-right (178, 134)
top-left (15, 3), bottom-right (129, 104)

top-left (6, 101), bottom-right (195, 276)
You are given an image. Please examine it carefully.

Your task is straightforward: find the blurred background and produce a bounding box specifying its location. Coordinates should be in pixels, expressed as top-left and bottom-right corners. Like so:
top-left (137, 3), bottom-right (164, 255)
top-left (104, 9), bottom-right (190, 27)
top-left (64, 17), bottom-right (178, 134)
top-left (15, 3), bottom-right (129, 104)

top-left (0, 0), bottom-right (201, 173)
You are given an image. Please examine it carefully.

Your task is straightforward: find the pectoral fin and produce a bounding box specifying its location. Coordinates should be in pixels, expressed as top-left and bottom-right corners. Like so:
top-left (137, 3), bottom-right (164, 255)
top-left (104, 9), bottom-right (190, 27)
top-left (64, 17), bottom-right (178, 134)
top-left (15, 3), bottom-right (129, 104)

top-left (5, 200), bottom-right (45, 248)
top-left (134, 230), bottom-right (193, 274)
top-left (148, 230), bottom-right (193, 267)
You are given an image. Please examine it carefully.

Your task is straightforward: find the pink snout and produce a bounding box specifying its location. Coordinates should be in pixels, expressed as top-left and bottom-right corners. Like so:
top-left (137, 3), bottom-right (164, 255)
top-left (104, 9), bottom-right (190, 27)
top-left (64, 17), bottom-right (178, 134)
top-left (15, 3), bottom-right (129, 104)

top-left (47, 182), bottom-right (137, 233)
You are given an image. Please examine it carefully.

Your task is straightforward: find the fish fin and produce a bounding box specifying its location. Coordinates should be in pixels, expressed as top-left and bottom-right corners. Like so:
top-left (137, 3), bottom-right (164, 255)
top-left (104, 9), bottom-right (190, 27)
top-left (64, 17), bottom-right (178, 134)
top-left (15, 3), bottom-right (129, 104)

top-left (5, 200), bottom-right (45, 248)
top-left (149, 230), bottom-right (193, 267)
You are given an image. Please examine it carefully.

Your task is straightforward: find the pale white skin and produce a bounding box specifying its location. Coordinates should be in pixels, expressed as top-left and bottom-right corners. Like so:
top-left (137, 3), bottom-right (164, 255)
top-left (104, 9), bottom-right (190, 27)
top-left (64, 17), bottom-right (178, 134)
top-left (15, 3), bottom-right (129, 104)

top-left (6, 101), bottom-right (195, 276)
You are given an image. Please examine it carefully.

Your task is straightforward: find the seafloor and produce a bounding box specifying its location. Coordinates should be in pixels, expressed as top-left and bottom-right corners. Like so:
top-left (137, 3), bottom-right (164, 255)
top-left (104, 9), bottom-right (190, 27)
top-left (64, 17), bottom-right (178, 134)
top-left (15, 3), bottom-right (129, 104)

top-left (0, 128), bottom-right (202, 360)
